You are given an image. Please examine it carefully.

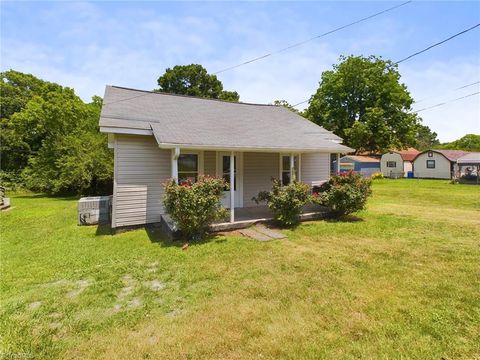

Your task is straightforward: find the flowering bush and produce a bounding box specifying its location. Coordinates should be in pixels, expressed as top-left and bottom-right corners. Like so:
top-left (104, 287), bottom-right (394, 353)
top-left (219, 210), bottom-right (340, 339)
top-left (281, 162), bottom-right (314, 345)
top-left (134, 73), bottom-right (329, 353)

top-left (371, 172), bottom-right (384, 180)
top-left (163, 175), bottom-right (228, 240)
top-left (314, 171), bottom-right (372, 217)
top-left (253, 179), bottom-right (311, 226)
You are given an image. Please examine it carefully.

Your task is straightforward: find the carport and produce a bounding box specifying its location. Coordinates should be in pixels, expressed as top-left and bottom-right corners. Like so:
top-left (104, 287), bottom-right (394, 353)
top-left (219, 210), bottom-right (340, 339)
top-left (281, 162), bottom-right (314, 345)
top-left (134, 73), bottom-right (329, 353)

top-left (457, 152), bottom-right (480, 184)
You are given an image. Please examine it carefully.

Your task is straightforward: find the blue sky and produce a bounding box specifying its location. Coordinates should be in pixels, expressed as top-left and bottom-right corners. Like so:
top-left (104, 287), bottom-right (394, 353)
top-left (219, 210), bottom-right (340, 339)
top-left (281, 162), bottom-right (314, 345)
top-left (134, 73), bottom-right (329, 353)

top-left (2, 1), bottom-right (479, 142)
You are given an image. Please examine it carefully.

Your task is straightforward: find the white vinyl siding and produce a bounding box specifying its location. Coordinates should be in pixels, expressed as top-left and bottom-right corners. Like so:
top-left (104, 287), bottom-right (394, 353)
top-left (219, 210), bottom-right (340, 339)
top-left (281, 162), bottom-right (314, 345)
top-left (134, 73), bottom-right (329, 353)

top-left (243, 152), bottom-right (279, 207)
top-left (403, 161), bottom-right (413, 174)
top-left (300, 152), bottom-right (330, 185)
top-left (414, 152), bottom-right (452, 179)
top-left (113, 135), bottom-right (170, 228)
top-left (204, 151), bottom-right (216, 176)
top-left (381, 153), bottom-right (404, 177)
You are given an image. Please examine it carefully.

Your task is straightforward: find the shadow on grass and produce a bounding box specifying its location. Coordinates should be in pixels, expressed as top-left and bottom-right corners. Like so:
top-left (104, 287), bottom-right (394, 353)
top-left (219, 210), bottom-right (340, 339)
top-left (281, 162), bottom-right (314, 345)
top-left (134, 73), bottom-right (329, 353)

top-left (325, 214), bottom-right (365, 223)
top-left (95, 224), bottom-right (114, 236)
top-left (13, 193), bottom-right (79, 201)
top-left (145, 226), bottom-right (224, 248)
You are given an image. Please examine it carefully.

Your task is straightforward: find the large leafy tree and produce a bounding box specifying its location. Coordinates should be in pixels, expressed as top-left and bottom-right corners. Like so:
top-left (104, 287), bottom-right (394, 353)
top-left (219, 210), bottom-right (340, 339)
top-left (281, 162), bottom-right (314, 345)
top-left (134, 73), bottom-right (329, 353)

top-left (1, 70), bottom-right (112, 195)
top-left (305, 55), bottom-right (419, 153)
top-left (415, 124), bottom-right (440, 151)
top-left (156, 64), bottom-right (239, 101)
top-left (1, 70), bottom-right (64, 170)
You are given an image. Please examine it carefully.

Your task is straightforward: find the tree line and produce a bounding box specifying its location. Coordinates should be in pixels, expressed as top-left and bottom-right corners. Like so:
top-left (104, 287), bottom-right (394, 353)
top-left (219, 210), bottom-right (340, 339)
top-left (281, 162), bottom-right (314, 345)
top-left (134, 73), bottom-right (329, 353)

top-left (2, 55), bottom-right (469, 196)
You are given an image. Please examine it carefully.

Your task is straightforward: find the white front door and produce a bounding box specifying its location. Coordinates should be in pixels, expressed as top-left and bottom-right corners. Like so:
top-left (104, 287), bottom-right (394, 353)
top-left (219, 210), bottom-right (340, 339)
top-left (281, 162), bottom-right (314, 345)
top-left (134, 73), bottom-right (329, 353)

top-left (217, 152), bottom-right (243, 208)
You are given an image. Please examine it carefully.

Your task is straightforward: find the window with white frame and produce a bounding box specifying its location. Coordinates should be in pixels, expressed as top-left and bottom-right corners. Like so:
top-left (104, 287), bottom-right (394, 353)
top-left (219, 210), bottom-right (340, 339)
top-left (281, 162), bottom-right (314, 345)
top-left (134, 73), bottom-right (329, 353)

top-left (178, 154), bottom-right (198, 183)
top-left (281, 155), bottom-right (299, 185)
top-left (387, 161), bottom-right (396, 168)
top-left (221, 155), bottom-right (236, 190)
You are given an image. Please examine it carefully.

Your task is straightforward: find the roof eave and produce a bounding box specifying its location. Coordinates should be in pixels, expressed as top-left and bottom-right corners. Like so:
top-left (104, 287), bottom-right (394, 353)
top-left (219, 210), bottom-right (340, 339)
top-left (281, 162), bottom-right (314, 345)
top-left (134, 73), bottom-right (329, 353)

top-left (156, 142), bottom-right (354, 154)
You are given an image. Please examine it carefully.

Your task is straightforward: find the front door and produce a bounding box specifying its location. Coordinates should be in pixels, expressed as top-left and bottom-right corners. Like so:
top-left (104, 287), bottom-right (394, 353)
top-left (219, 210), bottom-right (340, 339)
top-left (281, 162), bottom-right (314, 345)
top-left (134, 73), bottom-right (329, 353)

top-left (217, 152), bottom-right (243, 208)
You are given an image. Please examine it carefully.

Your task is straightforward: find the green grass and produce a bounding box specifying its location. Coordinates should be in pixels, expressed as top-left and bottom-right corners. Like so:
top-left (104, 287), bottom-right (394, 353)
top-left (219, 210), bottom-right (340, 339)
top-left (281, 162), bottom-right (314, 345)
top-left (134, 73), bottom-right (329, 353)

top-left (1, 179), bottom-right (479, 359)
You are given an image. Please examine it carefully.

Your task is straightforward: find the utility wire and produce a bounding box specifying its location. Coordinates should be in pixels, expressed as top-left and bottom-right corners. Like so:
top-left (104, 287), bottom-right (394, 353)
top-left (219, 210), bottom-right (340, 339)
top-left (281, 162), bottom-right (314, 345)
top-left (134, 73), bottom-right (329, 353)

top-left (414, 80), bottom-right (479, 104)
top-left (395, 23), bottom-right (480, 64)
top-left (102, 2), bottom-right (411, 107)
top-left (292, 23), bottom-right (480, 108)
top-left (213, 1), bottom-right (412, 75)
top-left (412, 91), bottom-right (479, 113)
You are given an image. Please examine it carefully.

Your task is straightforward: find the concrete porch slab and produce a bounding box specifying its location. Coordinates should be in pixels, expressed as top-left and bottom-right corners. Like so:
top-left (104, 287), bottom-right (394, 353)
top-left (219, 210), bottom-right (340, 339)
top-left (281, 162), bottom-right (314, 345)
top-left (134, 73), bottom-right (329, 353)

top-left (159, 205), bottom-right (329, 239)
top-left (254, 224), bottom-right (286, 239)
top-left (238, 228), bottom-right (272, 241)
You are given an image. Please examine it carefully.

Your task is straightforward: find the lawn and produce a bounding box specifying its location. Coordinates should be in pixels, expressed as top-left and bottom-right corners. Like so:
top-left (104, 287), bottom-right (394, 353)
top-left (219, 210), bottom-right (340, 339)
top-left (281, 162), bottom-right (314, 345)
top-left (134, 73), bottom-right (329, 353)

top-left (1, 179), bottom-right (479, 359)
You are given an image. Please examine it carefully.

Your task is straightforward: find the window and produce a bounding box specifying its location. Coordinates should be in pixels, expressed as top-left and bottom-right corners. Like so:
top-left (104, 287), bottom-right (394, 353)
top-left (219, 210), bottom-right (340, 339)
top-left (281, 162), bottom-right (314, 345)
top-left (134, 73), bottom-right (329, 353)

top-left (387, 161), bottom-right (397, 168)
top-left (178, 154), bottom-right (198, 183)
top-left (426, 160), bottom-right (435, 169)
top-left (281, 155), bottom-right (299, 185)
top-left (222, 155), bottom-right (236, 190)
top-left (428, 151), bottom-right (434, 157)
top-left (330, 153), bottom-right (338, 174)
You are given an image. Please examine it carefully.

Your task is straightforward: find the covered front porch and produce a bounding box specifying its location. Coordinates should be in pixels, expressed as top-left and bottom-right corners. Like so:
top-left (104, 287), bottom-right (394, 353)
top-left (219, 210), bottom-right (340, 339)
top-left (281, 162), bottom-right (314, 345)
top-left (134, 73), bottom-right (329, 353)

top-left (169, 147), bottom-right (339, 224)
top-left (159, 204), bottom-right (330, 238)
top-left (210, 204), bottom-right (330, 232)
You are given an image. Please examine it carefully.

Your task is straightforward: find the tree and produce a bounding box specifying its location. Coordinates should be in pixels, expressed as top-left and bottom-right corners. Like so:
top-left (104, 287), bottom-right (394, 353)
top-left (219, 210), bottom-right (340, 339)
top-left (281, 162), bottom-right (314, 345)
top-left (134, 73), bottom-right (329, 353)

top-left (0, 70), bottom-right (63, 171)
top-left (0, 70), bottom-right (113, 195)
top-left (0, 69), bottom-right (62, 119)
top-left (436, 134), bottom-right (480, 152)
top-left (156, 64), bottom-right (239, 101)
top-left (415, 124), bottom-right (440, 151)
top-left (305, 55), bottom-right (419, 153)
top-left (19, 94), bottom-right (113, 194)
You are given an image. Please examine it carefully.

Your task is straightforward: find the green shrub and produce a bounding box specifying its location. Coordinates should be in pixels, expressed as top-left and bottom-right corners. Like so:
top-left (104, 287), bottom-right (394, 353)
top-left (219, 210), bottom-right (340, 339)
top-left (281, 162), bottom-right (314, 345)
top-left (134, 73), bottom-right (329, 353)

top-left (315, 171), bottom-right (372, 217)
top-left (0, 170), bottom-right (23, 191)
top-left (253, 179), bottom-right (311, 226)
top-left (163, 175), bottom-right (228, 240)
top-left (371, 172), bottom-right (384, 180)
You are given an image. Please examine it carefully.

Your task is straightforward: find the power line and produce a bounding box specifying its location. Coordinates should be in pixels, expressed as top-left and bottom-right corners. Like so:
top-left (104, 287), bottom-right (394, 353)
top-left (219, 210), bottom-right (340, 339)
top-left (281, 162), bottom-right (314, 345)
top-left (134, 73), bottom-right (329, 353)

top-left (412, 91), bottom-right (479, 113)
top-left (292, 23), bottom-right (480, 108)
top-left (293, 81), bottom-right (480, 109)
top-left (456, 80), bottom-right (480, 90)
top-left (414, 80), bottom-right (479, 104)
top-left (104, 3), bottom-right (412, 107)
top-left (395, 23), bottom-right (480, 64)
top-left (213, 1), bottom-right (412, 75)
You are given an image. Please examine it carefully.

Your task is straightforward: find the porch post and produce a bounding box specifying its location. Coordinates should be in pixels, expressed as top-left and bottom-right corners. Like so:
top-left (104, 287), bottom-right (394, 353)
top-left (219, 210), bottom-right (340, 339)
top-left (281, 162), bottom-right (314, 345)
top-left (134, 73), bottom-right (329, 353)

top-left (336, 153), bottom-right (340, 174)
top-left (230, 151), bottom-right (235, 223)
top-left (290, 153), bottom-right (295, 182)
top-left (171, 147), bottom-right (180, 183)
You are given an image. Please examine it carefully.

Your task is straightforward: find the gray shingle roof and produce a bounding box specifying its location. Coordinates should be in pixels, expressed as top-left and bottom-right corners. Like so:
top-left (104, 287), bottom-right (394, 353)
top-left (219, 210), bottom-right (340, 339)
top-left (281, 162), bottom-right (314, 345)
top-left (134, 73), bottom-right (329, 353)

top-left (100, 86), bottom-right (353, 153)
top-left (456, 152), bottom-right (479, 165)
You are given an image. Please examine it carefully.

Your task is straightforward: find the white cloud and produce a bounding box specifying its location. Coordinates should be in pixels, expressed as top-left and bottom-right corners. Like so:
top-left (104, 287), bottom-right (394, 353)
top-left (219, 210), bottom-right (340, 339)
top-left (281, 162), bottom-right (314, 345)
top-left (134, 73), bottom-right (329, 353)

top-left (2, 2), bottom-right (478, 143)
top-left (401, 57), bottom-right (480, 142)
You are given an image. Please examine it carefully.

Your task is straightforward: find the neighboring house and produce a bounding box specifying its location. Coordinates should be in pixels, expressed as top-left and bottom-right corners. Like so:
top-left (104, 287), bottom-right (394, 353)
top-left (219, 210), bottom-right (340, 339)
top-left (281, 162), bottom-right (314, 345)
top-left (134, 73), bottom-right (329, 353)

top-left (413, 149), bottom-right (469, 179)
top-left (380, 148), bottom-right (420, 178)
top-left (340, 155), bottom-right (380, 177)
top-left (99, 86), bottom-right (353, 229)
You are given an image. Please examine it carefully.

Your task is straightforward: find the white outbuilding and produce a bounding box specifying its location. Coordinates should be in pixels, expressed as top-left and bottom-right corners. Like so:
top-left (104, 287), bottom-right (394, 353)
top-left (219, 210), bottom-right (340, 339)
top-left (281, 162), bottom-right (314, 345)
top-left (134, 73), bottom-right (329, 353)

top-left (380, 148), bottom-right (419, 178)
top-left (413, 150), bottom-right (469, 179)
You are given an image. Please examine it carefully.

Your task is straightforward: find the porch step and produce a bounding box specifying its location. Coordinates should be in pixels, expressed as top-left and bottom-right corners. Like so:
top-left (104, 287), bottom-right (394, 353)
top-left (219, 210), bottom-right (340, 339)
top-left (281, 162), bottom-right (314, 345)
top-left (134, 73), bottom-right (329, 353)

top-left (238, 225), bottom-right (286, 241)
top-left (238, 228), bottom-right (272, 241)
top-left (254, 224), bottom-right (286, 239)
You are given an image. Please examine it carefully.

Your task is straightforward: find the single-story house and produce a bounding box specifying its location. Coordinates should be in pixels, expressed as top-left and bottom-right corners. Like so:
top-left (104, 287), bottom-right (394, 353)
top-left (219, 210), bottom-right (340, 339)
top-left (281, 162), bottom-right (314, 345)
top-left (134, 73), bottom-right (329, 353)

top-left (99, 86), bottom-right (353, 229)
top-left (413, 149), bottom-right (469, 179)
top-left (380, 148), bottom-right (419, 178)
top-left (340, 155), bottom-right (380, 177)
